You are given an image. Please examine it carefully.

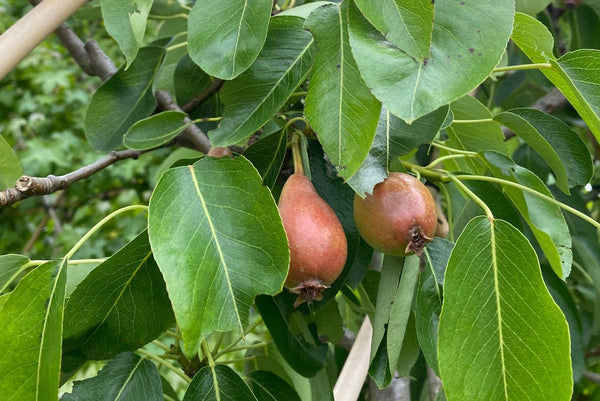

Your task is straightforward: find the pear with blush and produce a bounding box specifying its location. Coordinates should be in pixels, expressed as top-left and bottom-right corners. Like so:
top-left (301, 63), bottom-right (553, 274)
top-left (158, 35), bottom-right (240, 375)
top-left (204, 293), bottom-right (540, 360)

top-left (278, 173), bottom-right (347, 307)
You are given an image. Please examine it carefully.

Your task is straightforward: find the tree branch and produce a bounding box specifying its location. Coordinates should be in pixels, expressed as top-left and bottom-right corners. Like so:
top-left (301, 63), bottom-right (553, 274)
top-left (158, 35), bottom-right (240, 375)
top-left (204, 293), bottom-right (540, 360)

top-left (0, 149), bottom-right (145, 208)
top-left (182, 79), bottom-right (224, 112)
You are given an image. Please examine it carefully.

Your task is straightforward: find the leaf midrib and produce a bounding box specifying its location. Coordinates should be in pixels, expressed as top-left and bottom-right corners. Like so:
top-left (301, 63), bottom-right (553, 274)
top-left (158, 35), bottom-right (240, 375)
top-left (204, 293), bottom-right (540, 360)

top-left (188, 165), bottom-right (243, 334)
top-left (113, 357), bottom-right (145, 401)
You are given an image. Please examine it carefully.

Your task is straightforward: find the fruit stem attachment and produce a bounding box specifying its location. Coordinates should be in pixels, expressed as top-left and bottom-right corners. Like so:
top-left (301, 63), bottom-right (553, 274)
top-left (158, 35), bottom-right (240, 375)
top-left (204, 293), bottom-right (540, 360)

top-left (400, 160), bottom-right (450, 183)
top-left (291, 132), bottom-right (304, 175)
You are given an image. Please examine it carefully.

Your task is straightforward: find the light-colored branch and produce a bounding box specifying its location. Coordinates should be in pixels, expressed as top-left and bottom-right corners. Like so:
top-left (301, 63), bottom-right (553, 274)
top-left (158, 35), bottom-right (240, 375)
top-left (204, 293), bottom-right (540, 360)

top-left (0, 0), bottom-right (88, 80)
top-left (333, 317), bottom-right (372, 401)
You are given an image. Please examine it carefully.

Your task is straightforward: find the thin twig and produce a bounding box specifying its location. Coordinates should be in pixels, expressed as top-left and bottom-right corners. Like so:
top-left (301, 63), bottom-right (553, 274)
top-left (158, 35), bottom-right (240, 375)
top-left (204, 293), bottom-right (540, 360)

top-left (182, 79), bottom-right (224, 112)
top-left (0, 149), bottom-right (146, 208)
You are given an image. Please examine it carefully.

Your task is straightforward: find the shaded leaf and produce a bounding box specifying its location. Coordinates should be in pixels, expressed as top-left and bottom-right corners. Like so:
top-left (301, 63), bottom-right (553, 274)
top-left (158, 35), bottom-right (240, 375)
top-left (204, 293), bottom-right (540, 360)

top-left (148, 157), bottom-right (289, 356)
top-left (243, 130), bottom-right (287, 189)
top-left (209, 16), bottom-right (315, 146)
top-left (0, 135), bottom-right (21, 190)
top-left (395, 313), bottom-right (420, 377)
top-left (0, 260), bottom-right (67, 401)
top-left (62, 352), bottom-right (162, 401)
top-left (277, 2), bottom-right (335, 18)
top-left (255, 295), bottom-right (328, 377)
top-left (494, 108), bottom-right (592, 193)
top-left (347, 0), bottom-right (514, 123)
top-left (188, 0), bottom-right (272, 80)
top-left (124, 111), bottom-right (190, 150)
top-left (484, 151), bottom-right (572, 279)
top-left (85, 47), bottom-right (165, 151)
top-left (101, 0), bottom-right (153, 67)
top-left (348, 106), bottom-right (448, 196)
top-left (438, 217), bottom-right (572, 401)
top-left (63, 231), bottom-right (174, 359)
top-left (247, 370), bottom-right (302, 401)
top-left (304, 2), bottom-right (381, 180)
top-left (183, 365), bottom-right (257, 401)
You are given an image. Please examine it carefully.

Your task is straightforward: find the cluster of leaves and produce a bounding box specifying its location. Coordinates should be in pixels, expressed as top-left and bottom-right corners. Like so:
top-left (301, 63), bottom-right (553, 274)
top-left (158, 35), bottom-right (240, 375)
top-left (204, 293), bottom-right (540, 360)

top-left (1, 0), bottom-right (600, 400)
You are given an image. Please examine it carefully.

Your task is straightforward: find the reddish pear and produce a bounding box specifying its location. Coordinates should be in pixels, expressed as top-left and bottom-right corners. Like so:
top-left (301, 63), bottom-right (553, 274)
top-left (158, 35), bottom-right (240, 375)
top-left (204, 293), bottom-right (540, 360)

top-left (354, 172), bottom-right (437, 256)
top-left (278, 173), bottom-right (347, 306)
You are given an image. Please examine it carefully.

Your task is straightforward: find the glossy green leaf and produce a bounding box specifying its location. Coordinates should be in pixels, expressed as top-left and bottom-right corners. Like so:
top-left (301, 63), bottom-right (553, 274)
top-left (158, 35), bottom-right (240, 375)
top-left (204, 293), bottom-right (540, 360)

top-left (511, 13), bottom-right (600, 140)
top-left (209, 17), bottom-right (315, 147)
top-left (348, 106), bottom-right (448, 196)
top-left (188, 0), bottom-right (272, 80)
top-left (494, 108), bottom-right (593, 193)
top-left (101, 0), bottom-right (153, 67)
top-left (438, 217), bottom-right (572, 401)
top-left (148, 157), bottom-right (289, 356)
top-left (85, 47), bottom-right (165, 151)
top-left (0, 254), bottom-right (30, 292)
top-left (124, 111), bottom-right (190, 150)
top-left (62, 352), bottom-right (162, 401)
top-left (243, 130), bottom-right (287, 189)
top-left (347, 0), bottom-right (514, 123)
top-left (484, 151), bottom-right (572, 279)
top-left (387, 254), bottom-right (419, 374)
top-left (247, 370), bottom-right (302, 401)
top-left (304, 3), bottom-right (381, 180)
top-left (416, 238), bottom-right (453, 375)
top-left (255, 295), bottom-right (328, 377)
top-left (63, 231), bottom-right (174, 359)
top-left (0, 260), bottom-right (67, 401)
top-left (184, 365), bottom-right (257, 401)
top-left (0, 135), bottom-right (21, 190)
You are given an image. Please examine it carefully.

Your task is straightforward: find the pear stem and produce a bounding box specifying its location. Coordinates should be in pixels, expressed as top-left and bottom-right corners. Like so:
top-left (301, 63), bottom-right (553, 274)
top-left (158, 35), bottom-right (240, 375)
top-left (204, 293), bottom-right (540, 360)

top-left (291, 132), bottom-right (304, 176)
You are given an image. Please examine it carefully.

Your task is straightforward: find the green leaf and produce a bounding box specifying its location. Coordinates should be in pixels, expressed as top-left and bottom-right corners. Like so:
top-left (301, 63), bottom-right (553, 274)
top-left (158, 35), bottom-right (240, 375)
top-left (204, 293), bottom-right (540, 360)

top-left (0, 260), bottom-right (67, 401)
top-left (255, 295), bottom-right (328, 377)
top-left (247, 370), bottom-right (302, 401)
top-left (124, 111), bottom-right (190, 150)
top-left (370, 255), bottom-right (402, 364)
top-left (566, 5), bottom-right (600, 50)
top-left (101, 0), bottom-right (153, 68)
top-left (445, 96), bottom-right (507, 173)
top-left (494, 108), bottom-right (593, 193)
top-left (208, 16), bottom-right (316, 147)
top-left (511, 13), bottom-right (600, 141)
top-left (62, 352), bottom-right (163, 401)
top-left (387, 254), bottom-right (419, 374)
top-left (395, 312), bottom-right (420, 377)
top-left (484, 151), bottom-right (572, 279)
top-left (0, 135), bottom-right (21, 190)
top-left (0, 254), bottom-right (30, 292)
top-left (416, 238), bottom-right (453, 375)
top-left (347, 0), bottom-right (514, 123)
top-left (148, 157), bottom-right (289, 356)
top-left (304, 3), bottom-right (381, 180)
top-left (188, 0), bottom-right (272, 80)
top-left (183, 365), bottom-right (257, 401)
top-left (384, 0), bottom-right (434, 61)
top-left (243, 130), bottom-right (288, 189)
top-left (438, 217), bottom-right (572, 401)
top-left (63, 231), bottom-right (174, 359)
top-left (515, 0), bottom-right (550, 15)
top-left (348, 106), bottom-right (448, 196)
top-left (277, 2), bottom-right (335, 18)
top-left (84, 47), bottom-right (165, 151)
top-left (542, 265), bottom-right (585, 382)
top-left (173, 54), bottom-right (212, 106)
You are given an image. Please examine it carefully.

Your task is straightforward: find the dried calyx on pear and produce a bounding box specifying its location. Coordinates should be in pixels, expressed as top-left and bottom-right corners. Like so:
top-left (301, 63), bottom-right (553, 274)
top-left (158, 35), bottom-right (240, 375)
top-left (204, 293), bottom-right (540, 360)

top-left (353, 172), bottom-right (437, 257)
